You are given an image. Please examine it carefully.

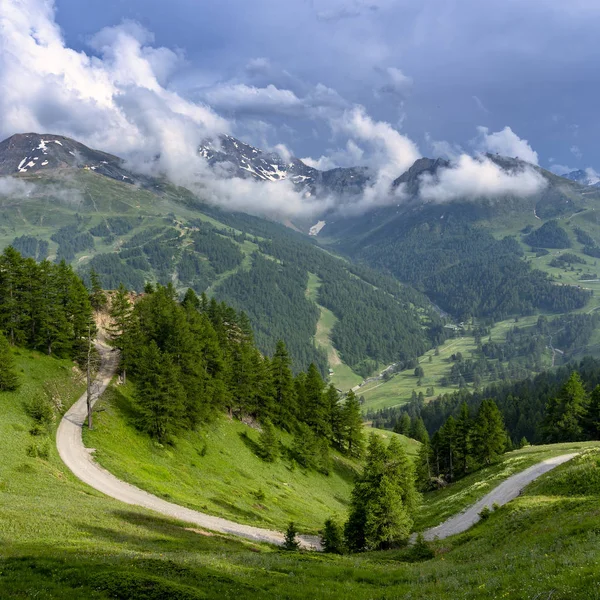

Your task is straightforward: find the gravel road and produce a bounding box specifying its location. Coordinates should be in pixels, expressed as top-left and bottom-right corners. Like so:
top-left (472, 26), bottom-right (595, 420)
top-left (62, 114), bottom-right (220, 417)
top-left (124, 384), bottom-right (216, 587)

top-left (421, 453), bottom-right (577, 541)
top-left (56, 343), bottom-right (320, 550)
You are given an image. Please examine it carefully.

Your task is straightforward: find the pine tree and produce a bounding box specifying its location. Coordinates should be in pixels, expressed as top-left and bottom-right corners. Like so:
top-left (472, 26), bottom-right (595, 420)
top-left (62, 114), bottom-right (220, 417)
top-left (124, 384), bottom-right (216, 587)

top-left (455, 402), bottom-right (473, 475)
top-left (544, 372), bottom-right (588, 442)
top-left (0, 332), bottom-right (19, 391)
top-left (342, 390), bottom-right (365, 458)
top-left (409, 416), bottom-right (429, 443)
top-left (258, 419), bottom-right (279, 462)
top-left (271, 340), bottom-right (297, 429)
top-left (439, 416), bottom-right (457, 480)
top-left (134, 342), bottom-right (185, 443)
top-left (473, 399), bottom-right (507, 465)
top-left (283, 522), bottom-right (300, 551)
top-left (89, 268), bottom-right (107, 311)
top-left (394, 413), bottom-right (411, 436)
top-left (321, 517), bottom-right (344, 554)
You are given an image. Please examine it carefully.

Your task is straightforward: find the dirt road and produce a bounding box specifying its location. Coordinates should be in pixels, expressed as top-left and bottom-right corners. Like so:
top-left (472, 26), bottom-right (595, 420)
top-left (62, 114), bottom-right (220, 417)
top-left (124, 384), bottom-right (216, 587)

top-left (421, 453), bottom-right (577, 541)
top-left (56, 343), bottom-right (320, 550)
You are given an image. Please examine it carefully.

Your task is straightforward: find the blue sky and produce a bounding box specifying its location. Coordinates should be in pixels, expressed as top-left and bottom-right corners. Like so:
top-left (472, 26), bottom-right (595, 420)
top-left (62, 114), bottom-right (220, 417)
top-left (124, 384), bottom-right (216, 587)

top-left (43, 0), bottom-right (600, 175)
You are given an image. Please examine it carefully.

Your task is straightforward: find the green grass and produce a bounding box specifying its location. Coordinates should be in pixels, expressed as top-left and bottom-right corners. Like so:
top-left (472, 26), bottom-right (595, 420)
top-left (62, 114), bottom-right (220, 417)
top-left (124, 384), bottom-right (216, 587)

top-left (3, 351), bottom-right (600, 598)
top-left (84, 384), bottom-right (422, 535)
top-left (359, 316), bottom-right (548, 413)
top-left (305, 272), bottom-right (363, 391)
top-left (415, 441), bottom-right (599, 530)
top-left (85, 384), bottom-right (360, 535)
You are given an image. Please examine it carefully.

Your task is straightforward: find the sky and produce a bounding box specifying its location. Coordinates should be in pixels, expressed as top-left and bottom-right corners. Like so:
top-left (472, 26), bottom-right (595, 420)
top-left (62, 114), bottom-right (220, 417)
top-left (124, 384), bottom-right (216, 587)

top-left (0, 0), bottom-right (598, 216)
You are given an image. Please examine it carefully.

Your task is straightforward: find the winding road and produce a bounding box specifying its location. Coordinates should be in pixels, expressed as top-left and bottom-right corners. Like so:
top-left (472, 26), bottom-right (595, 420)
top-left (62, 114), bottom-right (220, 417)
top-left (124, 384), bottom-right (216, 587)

top-left (421, 453), bottom-right (577, 541)
top-left (57, 342), bottom-right (576, 549)
top-left (56, 342), bottom-right (320, 549)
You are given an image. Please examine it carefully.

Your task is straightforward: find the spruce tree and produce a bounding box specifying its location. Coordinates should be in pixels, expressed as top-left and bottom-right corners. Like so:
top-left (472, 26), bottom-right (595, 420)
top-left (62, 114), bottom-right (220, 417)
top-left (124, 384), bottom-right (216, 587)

top-left (455, 402), bottom-right (473, 475)
top-left (544, 372), bottom-right (588, 442)
top-left (0, 332), bottom-right (19, 391)
top-left (409, 416), bottom-right (429, 444)
top-left (415, 437), bottom-right (433, 490)
top-left (89, 268), bottom-right (107, 311)
top-left (394, 413), bottom-right (411, 436)
top-left (342, 390), bottom-right (365, 458)
top-left (302, 363), bottom-right (330, 439)
top-left (321, 517), bottom-right (344, 554)
top-left (258, 419), bottom-right (279, 462)
top-left (134, 342), bottom-right (185, 443)
top-left (473, 399), bottom-right (507, 465)
top-left (283, 522), bottom-right (300, 551)
top-left (271, 340), bottom-right (297, 429)
top-left (585, 385), bottom-right (600, 439)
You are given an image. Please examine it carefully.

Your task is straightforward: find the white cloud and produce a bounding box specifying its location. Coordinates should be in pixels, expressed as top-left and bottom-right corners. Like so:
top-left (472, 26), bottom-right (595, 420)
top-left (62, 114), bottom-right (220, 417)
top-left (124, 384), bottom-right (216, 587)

top-left (419, 154), bottom-right (547, 203)
top-left (378, 67), bottom-right (413, 95)
top-left (549, 163), bottom-right (576, 176)
top-left (0, 177), bottom-right (36, 198)
top-left (425, 133), bottom-right (463, 160)
top-left (302, 139), bottom-right (365, 170)
top-left (476, 126), bottom-right (539, 165)
top-left (203, 83), bottom-right (304, 115)
top-left (571, 145), bottom-right (583, 159)
top-left (0, 0), bottom-right (228, 165)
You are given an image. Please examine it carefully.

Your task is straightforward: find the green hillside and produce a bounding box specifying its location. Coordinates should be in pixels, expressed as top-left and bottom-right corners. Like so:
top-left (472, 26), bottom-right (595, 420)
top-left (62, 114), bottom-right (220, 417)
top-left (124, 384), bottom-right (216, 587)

top-left (0, 169), bottom-right (439, 379)
top-left (3, 350), bottom-right (600, 598)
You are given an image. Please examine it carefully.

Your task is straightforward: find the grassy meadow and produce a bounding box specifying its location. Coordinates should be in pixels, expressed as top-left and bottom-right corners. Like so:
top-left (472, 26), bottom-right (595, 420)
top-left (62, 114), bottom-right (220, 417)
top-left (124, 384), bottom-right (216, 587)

top-left (2, 351), bottom-right (600, 598)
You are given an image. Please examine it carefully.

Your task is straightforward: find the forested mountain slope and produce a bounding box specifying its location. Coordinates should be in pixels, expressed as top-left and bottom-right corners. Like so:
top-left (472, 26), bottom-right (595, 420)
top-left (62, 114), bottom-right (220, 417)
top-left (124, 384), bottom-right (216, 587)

top-left (0, 135), bottom-right (441, 377)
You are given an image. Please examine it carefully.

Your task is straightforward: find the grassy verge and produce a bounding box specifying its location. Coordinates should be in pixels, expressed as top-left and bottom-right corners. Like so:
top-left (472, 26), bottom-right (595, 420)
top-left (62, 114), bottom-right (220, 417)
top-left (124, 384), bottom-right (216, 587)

top-left (415, 440), bottom-right (599, 530)
top-left (3, 350), bottom-right (600, 599)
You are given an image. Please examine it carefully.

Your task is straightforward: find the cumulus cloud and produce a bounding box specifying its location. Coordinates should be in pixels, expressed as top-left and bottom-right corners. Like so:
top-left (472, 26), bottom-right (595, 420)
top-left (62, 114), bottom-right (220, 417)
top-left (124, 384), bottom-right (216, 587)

top-left (419, 154), bottom-right (547, 202)
top-left (475, 126), bottom-right (539, 165)
top-left (203, 83), bottom-right (304, 115)
top-left (0, 0), bottom-right (228, 164)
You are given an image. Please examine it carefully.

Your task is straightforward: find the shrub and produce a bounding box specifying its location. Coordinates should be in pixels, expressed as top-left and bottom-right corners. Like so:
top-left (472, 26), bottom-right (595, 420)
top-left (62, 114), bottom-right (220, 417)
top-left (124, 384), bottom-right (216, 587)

top-left (321, 518), bottom-right (344, 554)
top-left (283, 522), bottom-right (300, 551)
top-left (478, 505), bottom-right (491, 521)
top-left (25, 394), bottom-right (54, 425)
top-left (26, 440), bottom-right (49, 460)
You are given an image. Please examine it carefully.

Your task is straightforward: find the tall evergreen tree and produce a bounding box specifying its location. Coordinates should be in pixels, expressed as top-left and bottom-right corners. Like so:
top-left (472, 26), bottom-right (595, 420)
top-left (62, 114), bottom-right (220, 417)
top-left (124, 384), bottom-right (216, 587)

top-left (89, 268), bottom-right (107, 311)
top-left (455, 402), bottom-right (473, 475)
top-left (472, 399), bottom-right (507, 465)
top-left (544, 372), bottom-right (588, 442)
top-left (134, 341), bottom-right (185, 443)
top-left (342, 390), bottom-right (365, 458)
top-left (409, 416), bottom-right (429, 444)
top-left (271, 340), bottom-right (297, 429)
top-left (394, 413), bottom-right (411, 436)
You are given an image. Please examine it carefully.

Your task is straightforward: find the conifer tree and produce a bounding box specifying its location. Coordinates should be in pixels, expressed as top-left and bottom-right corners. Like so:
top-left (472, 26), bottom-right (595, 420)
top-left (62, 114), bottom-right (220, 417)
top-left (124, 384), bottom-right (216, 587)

top-left (585, 385), bottom-right (600, 439)
top-left (544, 372), bottom-right (588, 442)
top-left (455, 402), bottom-right (473, 475)
top-left (473, 399), bottom-right (507, 465)
top-left (409, 416), bottom-right (429, 444)
top-left (302, 363), bottom-right (330, 439)
top-left (439, 416), bottom-right (457, 480)
top-left (283, 522), bottom-right (300, 551)
top-left (271, 340), bottom-right (297, 429)
top-left (258, 418), bottom-right (279, 462)
top-left (0, 332), bottom-right (19, 391)
top-left (394, 413), bottom-right (411, 436)
top-left (134, 341), bottom-right (185, 443)
top-left (326, 384), bottom-right (344, 447)
top-left (415, 437), bottom-right (433, 490)
top-left (342, 390), bottom-right (365, 458)
top-left (89, 268), bottom-right (107, 311)
top-left (321, 517), bottom-right (344, 554)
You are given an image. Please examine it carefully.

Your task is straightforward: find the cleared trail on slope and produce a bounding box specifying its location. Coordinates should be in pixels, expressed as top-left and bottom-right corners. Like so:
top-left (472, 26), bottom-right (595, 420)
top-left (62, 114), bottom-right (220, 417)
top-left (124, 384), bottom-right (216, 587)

top-left (421, 453), bottom-right (577, 541)
top-left (56, 342), bottom-right (320, 550)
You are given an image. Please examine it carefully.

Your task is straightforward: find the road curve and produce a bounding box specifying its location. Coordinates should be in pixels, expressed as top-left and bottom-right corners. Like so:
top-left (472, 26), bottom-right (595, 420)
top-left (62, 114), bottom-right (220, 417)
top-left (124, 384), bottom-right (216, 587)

top-left (421, 453), bottom-right (577, 541)
top-left (56, 343), bottom-right (320, 550)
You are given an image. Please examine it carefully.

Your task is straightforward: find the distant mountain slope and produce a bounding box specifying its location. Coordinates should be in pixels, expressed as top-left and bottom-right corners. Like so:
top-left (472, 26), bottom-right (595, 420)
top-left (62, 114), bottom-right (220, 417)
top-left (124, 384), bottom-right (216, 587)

top-left (563, 169), bottom-right (600, 187)
top-left (0, 134), bottom-right (440, 377)
top-left (200, 134), bottom-right (371, 198)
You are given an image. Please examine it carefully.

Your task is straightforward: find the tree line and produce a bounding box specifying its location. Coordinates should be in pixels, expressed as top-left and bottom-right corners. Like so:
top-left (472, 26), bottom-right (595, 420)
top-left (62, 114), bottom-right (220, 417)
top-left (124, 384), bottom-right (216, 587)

top-left (109, 283), bottom-right (364, 468)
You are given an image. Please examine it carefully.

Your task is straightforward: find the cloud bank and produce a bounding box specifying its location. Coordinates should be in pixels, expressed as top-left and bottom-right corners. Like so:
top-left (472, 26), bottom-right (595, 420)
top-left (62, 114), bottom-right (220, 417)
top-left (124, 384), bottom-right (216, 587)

top-left (0, 0), bottom-right (550, 219)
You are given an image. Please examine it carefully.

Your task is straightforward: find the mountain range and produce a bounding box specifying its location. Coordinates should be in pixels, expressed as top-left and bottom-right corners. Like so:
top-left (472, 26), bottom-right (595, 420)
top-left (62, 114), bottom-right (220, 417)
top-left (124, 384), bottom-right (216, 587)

top-left (2, 130), bottom-right (600, 395)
